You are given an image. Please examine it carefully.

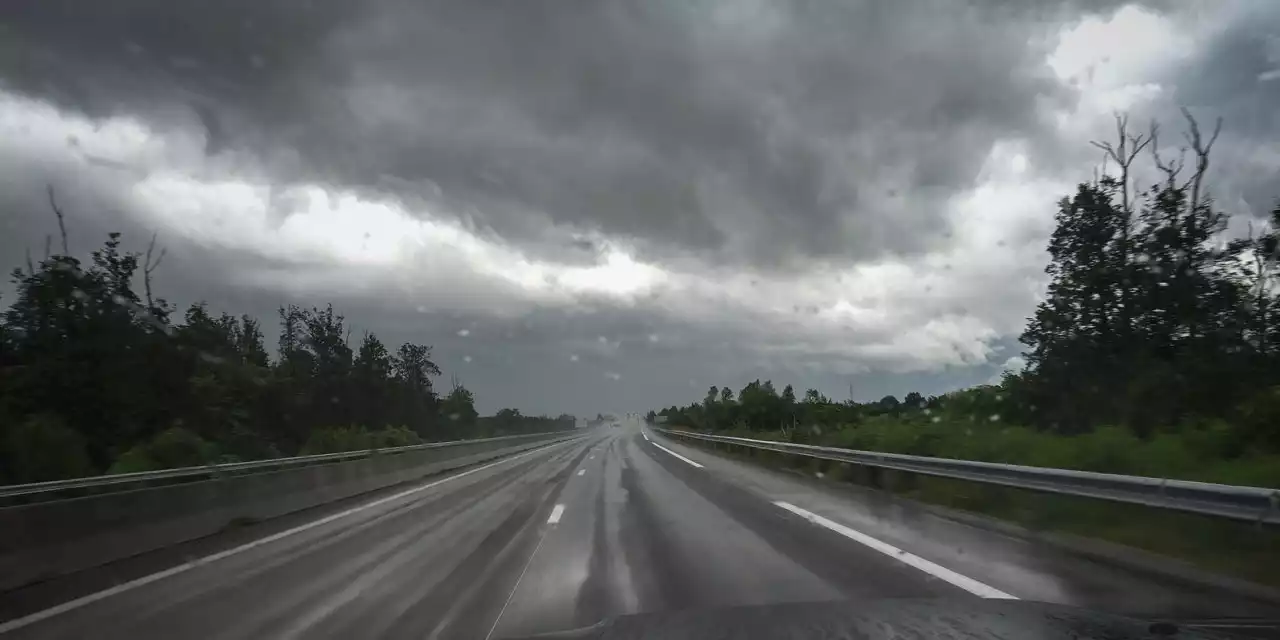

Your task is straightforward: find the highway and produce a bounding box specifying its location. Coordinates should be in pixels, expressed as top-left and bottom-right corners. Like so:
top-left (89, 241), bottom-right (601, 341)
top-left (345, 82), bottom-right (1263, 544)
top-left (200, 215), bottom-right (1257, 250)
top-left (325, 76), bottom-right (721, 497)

top-left (1, 421), bottom-right (1277, 639)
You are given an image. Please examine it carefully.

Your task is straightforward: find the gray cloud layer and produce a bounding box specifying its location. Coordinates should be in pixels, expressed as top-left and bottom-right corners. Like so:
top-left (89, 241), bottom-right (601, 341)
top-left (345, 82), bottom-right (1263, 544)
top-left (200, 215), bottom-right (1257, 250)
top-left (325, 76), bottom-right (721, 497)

top-left (2, 0), bottom-right (1274, 415)
top-left (2, 0), bottom-right (1107, 268)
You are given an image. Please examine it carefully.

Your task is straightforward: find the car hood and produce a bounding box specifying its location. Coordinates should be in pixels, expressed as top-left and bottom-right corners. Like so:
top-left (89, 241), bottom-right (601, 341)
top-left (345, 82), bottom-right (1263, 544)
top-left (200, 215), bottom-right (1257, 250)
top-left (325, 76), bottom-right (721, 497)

top-left (503, 598), bottom-right (1276, 640)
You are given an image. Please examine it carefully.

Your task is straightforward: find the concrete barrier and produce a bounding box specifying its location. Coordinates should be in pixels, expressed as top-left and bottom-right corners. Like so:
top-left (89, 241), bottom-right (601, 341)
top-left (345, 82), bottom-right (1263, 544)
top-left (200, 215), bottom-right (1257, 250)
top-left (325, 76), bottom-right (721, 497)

top-left (0, 432), bottom-right (578, 591)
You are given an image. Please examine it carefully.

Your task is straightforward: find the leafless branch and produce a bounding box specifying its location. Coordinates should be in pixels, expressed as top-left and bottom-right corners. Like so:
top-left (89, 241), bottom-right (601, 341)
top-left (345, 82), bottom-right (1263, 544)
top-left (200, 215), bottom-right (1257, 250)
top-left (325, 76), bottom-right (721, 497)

top-left (24, 247), bottom-right (34, 276)
top-left (1181, 107), bottom-right (1222, 214)
top-left (143, 232), bottom-right (167, 309)
top-left (46, 185), bottom-right (69, 255)
top-left (1148, 121), bottom-right (1186, 188)
top-left (44, 235), bottom-right (52, 261)
top-left (1089, 113), bottom-right (1150, 215)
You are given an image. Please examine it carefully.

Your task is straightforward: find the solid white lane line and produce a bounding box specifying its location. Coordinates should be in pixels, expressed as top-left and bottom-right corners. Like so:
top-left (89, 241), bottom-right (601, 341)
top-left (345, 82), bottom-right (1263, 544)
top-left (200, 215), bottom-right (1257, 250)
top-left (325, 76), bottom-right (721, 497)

top-left (650, 441), bottom-right (704, 468)
top-left (0, 440), bottom-right (577, 634)
top-left (642, 431), bottom-right (650, 442)
top-left (547, 504), bottom-right (566, 524)
top-left (577, 469), bottom-right (585, 476)
top-left (774, 501), bottom-right (1017, 599)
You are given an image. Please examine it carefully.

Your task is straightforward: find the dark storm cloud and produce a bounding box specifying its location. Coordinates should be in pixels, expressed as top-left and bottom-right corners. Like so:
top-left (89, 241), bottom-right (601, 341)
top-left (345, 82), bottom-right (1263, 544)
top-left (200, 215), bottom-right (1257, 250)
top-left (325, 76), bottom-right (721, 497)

top-left (1164, 1), bottom-right (1280, 217)
top-left (0, 0), bottom-right (1131, 269)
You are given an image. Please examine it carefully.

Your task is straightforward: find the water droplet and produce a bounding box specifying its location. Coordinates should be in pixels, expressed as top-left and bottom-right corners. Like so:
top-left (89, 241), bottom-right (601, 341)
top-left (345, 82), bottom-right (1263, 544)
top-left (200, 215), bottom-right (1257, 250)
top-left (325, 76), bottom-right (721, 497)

top-left (111, 294), bottom-right (127, 305)
top-left (931, 416), bottom-right (942, 423)
top-left (989, 414), bottom-right (1001, 422)
top-left (416, 305), bottom-right (427, 313)
top-left (605, 372), bottom-right (621, 381)
top-left (448, 413), bottom-right (461, 421)
top-left (570, 354), bottom-right (579, 362)
top-left (457, 329), bottom-right (470, 337)
top-left (463, 355), bottom-right (472, 363)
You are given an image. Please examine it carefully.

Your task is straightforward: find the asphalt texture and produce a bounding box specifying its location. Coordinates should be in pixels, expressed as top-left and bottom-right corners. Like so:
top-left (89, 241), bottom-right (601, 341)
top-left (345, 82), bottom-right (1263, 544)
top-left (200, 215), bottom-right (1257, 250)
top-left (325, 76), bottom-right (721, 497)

top-left (2, 421), bottom-right (1278, 639)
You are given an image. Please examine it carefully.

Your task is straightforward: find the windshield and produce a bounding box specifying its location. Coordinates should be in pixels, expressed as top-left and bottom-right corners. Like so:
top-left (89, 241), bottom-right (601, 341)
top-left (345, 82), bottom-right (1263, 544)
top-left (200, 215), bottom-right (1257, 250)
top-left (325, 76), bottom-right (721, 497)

top-left (1, 1), bottom-right (1278, 639)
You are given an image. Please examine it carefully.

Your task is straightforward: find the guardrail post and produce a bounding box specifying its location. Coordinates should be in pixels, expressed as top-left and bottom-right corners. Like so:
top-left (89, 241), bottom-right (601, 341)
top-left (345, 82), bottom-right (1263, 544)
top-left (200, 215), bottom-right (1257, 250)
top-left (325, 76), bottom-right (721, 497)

top-left (867, 466), bottom-right (884, 490)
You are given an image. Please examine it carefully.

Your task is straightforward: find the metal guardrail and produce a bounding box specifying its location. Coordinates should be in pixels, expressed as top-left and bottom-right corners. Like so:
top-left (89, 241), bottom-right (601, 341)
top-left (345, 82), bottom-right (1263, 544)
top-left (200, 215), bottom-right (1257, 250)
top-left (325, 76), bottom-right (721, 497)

top-left (653, 428), bottom-right (1280, 526)
top-left (0, 431), bottom-right (574, 501)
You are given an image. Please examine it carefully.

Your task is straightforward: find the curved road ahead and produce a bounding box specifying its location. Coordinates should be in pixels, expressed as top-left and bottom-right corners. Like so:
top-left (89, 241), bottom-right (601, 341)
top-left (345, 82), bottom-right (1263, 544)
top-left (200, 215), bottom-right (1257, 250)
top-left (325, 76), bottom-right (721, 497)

top-left (1, 422), bottom-right (1276, 639)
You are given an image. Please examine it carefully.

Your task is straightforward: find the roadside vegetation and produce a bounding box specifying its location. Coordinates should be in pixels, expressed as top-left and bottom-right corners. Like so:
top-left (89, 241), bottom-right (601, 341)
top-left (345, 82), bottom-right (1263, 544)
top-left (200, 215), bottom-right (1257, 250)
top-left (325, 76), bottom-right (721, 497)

top-left (650, 114), bottom-right (1280, 585)
top-left (652, 112), bottom-right (1280, 489)
top-left (0, 202), bottom-right (573, 484)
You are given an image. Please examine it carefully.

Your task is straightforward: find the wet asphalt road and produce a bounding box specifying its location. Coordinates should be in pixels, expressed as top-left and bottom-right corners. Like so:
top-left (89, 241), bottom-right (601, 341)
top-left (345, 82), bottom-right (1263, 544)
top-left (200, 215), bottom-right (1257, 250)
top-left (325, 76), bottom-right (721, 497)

top-left (2, 422), bottom-right (1278, 639)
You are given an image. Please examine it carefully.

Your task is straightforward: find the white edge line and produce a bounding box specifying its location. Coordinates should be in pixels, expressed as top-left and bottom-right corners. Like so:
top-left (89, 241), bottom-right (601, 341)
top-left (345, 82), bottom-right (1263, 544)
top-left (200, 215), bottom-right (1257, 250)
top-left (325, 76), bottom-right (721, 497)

top-left (774, 501), bottom-right (1017, 600)
top-left (650, 441), bottom-right (704, 468)
top-left (0, 441), bottom-right (572, 634)
top-left (642, 431), bottom-right (650, 442)
top-left (576, 469), bottom-right (585, 476)
top-left (547, 504), bottom-right (566, 524)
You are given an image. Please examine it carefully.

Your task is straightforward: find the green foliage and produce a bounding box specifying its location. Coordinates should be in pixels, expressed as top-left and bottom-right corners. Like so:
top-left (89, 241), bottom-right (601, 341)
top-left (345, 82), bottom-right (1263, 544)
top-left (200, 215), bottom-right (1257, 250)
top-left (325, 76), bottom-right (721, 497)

top-left (478, 408), bottom-right (575, 437)
top-left (300, 425), bottom-right (424, 455)
top-left (108, 427), bottom-right (221, 474)
top-left (0, 219), bottom-right (576, 483)
top-left (0, 413), bottom-right (94, 483)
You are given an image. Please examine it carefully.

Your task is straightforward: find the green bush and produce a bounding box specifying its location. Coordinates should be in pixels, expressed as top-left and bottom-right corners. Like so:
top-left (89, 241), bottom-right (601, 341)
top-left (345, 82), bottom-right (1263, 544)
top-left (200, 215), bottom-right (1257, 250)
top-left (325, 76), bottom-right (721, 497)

top-left (108, 426), bottom-right (222, 474)
top-left (1, 413), bottom-right (95, 483)
top-left (300, 425), bottom-right (423, 455)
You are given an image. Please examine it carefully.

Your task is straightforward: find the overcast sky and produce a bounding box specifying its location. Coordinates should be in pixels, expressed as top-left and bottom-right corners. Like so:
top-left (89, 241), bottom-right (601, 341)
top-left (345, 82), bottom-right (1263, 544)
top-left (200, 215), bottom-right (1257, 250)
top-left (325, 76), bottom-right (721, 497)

top-left (1, 0), bottom-right (1277, 416)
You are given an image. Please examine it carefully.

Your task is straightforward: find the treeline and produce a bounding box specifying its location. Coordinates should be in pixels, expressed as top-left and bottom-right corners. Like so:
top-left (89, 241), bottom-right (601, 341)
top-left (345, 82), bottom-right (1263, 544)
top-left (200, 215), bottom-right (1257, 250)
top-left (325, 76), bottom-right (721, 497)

top-left (0, 223), bottom-right (574, 484)
top-left (651, 113), bottom-right (1280, 485)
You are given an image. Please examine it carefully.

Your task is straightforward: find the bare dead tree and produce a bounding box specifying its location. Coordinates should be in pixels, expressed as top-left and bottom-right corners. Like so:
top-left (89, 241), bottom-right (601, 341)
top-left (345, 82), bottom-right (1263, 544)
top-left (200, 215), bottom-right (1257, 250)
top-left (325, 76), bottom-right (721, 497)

top-left (1148, 121), bottom-right (1186, 189)
top-left (1249, 221), bottom-right (1271, 354)
top-left (1090, 113), bottom-right (1151, 217)
top-left (46, 185), bottom-right (69, 255)
top-left (1181, 107), bottom-right (1222, 215)
top-left (1090, 113), bottom-right (1151, 337)
top-left (143, 232), bottom-right (166, 310)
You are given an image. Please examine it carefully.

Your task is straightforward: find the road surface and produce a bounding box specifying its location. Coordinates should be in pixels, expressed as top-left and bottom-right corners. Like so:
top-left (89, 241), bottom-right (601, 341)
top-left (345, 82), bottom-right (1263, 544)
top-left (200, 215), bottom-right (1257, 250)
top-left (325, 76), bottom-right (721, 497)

top-left (1, 422), bottom-right (1277, 639)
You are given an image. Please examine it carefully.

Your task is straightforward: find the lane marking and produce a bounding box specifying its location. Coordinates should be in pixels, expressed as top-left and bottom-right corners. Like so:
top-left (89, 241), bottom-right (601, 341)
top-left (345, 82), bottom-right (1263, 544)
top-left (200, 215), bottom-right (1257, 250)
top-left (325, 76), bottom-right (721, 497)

top-left (642, 431), bottom-right (650, 442)
top-left (774, 502), bottom-right (1017, 599)
top-left (650, 441), bottom-right (704, 468)
top-left (0, 439), bottom-right (582, 634)
top-left (547, 504), bottom-right (565, 524)
top-left (576, 469), bottom-right (585, 476)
